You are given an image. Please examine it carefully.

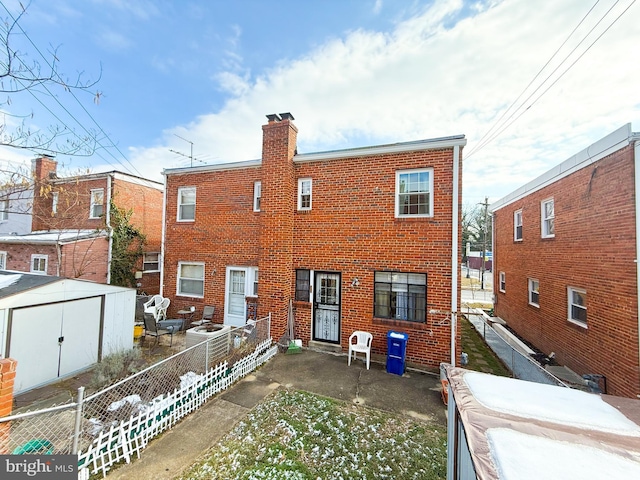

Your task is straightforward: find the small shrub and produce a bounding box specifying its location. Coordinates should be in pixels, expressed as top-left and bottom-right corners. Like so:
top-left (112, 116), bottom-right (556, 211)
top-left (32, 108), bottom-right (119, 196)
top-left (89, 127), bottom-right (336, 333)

top-left (91, 348), bottom-right (145, 389)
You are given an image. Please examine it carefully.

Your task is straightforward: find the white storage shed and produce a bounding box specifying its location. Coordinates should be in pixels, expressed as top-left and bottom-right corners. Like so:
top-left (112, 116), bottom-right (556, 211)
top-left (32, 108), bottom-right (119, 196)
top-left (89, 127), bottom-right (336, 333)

top-left (0, 271), bottom-right (135, 394)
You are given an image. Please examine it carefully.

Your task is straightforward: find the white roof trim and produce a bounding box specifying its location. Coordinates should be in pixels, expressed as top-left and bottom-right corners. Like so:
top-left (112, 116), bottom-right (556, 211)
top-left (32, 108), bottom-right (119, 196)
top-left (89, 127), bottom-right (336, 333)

top-left (0, 230), bottom-right (106, 245)
top-left (491, 124), bottom-right (637, 212)
top-left (164, 159), bottom-right (262, 176)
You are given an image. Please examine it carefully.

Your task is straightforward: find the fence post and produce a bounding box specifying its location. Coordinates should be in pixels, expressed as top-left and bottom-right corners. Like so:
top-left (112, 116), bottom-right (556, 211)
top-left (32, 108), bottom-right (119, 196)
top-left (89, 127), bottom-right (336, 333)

top-left (0, 358), bottom-right (17, 454)
top-left (72, 386), bottom-right (85, 454)
top-left (268, 312), bottom-right (271, 341)
top-left (205, 341), bottom-right (210, 372)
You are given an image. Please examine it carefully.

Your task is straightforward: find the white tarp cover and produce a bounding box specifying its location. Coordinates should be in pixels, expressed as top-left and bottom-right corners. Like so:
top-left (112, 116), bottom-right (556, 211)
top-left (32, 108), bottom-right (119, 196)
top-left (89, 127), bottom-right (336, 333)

top-left (446, 367), bottom-right (640, 480)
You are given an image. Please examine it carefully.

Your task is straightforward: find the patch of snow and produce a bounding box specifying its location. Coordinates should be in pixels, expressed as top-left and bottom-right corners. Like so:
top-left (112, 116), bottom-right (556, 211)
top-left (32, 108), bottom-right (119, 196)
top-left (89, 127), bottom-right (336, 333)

top-left (465, 372), bottom-right (640, 436)
top-left (107, 394), bottom-right (142, 412)
top-left (487, 428), bottom-right (640, 480)
top-left (0, 274), bottom-right (21, 289)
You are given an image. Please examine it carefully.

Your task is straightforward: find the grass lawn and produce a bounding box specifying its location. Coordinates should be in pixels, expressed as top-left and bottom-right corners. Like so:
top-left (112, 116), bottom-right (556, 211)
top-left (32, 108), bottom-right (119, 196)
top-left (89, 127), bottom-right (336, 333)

top-left (179, 389), bottom-right (447, 480)
top-left (460, 314), bottom-right (511, 377)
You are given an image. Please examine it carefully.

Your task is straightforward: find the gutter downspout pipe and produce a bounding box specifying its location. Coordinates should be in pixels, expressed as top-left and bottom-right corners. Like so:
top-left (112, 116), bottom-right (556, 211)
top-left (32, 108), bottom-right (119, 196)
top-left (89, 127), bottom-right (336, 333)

top-left (451, 144), bottom-right (462, 366)
top-left (160, 171), bottom-right (167, 297)
top-left (106, 174), bottom-right (113, 284)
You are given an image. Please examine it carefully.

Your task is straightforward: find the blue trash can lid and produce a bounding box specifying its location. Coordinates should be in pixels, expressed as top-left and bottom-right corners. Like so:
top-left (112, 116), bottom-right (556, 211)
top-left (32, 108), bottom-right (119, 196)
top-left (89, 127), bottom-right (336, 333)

top-left (388, 331), bottom-right (408, 339)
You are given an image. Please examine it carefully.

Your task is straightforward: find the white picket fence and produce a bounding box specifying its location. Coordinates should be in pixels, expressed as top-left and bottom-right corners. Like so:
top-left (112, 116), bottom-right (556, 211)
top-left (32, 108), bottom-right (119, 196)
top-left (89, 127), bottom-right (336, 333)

top-left (77, 338), bottom-right (277, 478)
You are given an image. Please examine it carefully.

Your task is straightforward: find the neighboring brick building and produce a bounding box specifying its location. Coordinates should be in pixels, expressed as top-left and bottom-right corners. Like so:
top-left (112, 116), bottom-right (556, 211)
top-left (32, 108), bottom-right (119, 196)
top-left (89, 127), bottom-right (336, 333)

top-left (0, 157), bottom-right (163, 291)
top-left (162, 113), bottom-right (466, 370)
top-left (491, 124), bottom-right (640, 398)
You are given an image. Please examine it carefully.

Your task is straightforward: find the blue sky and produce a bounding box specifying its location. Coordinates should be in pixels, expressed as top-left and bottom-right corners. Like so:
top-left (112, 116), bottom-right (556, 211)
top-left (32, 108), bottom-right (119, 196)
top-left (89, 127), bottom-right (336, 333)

top-left (0, 0), bottom-right (638, 205)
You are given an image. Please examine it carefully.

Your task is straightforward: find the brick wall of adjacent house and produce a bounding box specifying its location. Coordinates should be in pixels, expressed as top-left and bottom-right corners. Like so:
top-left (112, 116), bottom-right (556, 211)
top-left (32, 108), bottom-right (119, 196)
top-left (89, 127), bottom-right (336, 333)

top-left (3, 243), bottom-right (58, 275)
top-left (0, 358), bottom-right (17, 454)
top-left (60, 237), bottom-right (110, 281)
top-left (493, 143), bottom-right (639, 398)
top-left (163, 117), bottom-right (462, 370)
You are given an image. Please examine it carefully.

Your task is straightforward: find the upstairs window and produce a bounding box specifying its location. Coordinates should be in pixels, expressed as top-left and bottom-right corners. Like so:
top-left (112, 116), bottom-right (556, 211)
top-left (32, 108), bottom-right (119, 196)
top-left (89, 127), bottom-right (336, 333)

top-left (298, 178), bottom-right (312, 211)
top-left (90, 189), bottom-right (104, 219)
top-left (31, 254), bottom-right (48, 275)
top-left (0, 251), bottom-right (6, 270)
top-left (396, 169), bottom-right (433, 218)
top-left (254, 181), bottom-right (262, 212)
top-left (0, 199), bottom-right (8, 221)
top-left (528, 278), bottom-right (539, 307)
top-left (499, 271), bottom-right (506, 293)
top-left (52, 192), bottom-right (59, 215)
top-left (541, 198), bottom-right (555, 238)
top-left (374, 271), bottom-right (427, 322)
top-left (514, 210), bottom-right (523, 241)
top-left (178, 187), bottom-right (196, 221)
top-left (143, 252), bottom-right (160, 272)
top-left (568, 287), bottom-right (587, 327)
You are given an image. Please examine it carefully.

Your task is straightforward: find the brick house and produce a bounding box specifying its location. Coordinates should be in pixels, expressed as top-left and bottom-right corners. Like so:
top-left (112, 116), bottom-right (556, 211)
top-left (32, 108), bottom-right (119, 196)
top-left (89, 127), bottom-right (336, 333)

top-left (490, 124), bottom-right (640, 398)
top-left (162, 113), bottom-right (466, 369)
top-left (0, 157), bottom-right (164, 292)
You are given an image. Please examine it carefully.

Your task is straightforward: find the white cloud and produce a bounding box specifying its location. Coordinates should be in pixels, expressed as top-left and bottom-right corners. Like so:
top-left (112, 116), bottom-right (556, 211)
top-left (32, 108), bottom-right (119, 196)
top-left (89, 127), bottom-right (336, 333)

top-left (128, 0), bottom-right (640, 203)
top-left (96, 29), bottom-right (132, 51)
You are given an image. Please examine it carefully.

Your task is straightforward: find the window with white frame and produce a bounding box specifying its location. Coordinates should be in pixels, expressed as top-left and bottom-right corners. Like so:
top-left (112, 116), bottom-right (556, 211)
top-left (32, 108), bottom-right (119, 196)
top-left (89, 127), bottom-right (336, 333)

top-left (253, 181), bottom-right (262, 212)
top-left (177, 262), bottom-right (204, 297)
top-left (252, 268), bottom-right (259, 296)
top-left (514, 209), bottom-right (523, 241)
top-left (568, 287), bottom-right (587, 327)
top-left (541, 198), bottom-right (555, 238)
top-left (499, 271), bottom-right (506, 293)
top-left (528, 278), bottom-right (539, 307)
top-left (298, 178), bottom-right (312, 211)
top-left (31, 254), bottom-right (48, 275)
top-left (178, 187), bottom-right (196, 221)
top-left (395, 169), bottom-right (433, 217)
top-left (0, 199), bottom-right (8, 221)
top-left (90, 189), bottom-right (104, 219)
top-left (143, 252), bottom-right (160, 272)
top-left (0, 251), bottom-right (6, 270)
top-left (374, 271), bottom-right (427, 322)
top-left (52, 192), bottom-right (59, 215)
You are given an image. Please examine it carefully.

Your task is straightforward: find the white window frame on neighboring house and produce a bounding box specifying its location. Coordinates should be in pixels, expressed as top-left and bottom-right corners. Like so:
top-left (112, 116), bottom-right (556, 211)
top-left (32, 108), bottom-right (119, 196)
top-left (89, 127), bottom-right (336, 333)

top-left (297, 178), bottom-right (312, 211)
top-left (52, 192), bottom-right (59, 215)
top-left (568, 286), bottom-right (587, 328)
top-left (499, 271), bottom-right (506, 293)
top-left (528, 278), bottom-right (539, 307)
top-left (0, 251), bottom-right (6, 270)
top-left (31, 254), bottom-right (48, 275)
top-left (143, 252), bottom-right (160, 272)
top-left (253, 181), bottom-right (262, 212)
top-left (178, 187), bottom-right (196, 221)
top-left (541, 198), bottom-right (555, 238)
top-left (395, 168), bottom-right (434, 218)
top-left (0, 199), bottom-right (8, 222)
top-left (514, 209), bottom-right (523, 241)
top-left (177, 261), bottom-right (204, 297)
top-left (90, 189), bottom-right (104, 219)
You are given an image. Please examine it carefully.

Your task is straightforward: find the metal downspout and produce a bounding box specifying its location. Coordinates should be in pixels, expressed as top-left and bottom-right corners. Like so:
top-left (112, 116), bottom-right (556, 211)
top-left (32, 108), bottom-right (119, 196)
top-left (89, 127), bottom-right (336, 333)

top-left (160, 172), bottom-right (167, 297)
top-left (106, 174), bottom-right (113, 284)
top-left (451, 144), bottom-right (461, 366)
top-left (635, 138), bottom-right (640, 398)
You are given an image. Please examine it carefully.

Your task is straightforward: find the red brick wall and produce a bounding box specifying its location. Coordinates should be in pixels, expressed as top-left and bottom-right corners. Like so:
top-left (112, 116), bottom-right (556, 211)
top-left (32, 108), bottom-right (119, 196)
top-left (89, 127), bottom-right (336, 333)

top-left (112, 178), bottom-right (163, 251)
top-left (3, 243), bottom-right (58, 275)
top-left (493, 143), bottom-right (640, 397)
top-left (163, 119), bottom-right (461, 371)
top-left (0, 358), bottom-right (17, 454)
top-left (60, 237), bottom-right (109, 282)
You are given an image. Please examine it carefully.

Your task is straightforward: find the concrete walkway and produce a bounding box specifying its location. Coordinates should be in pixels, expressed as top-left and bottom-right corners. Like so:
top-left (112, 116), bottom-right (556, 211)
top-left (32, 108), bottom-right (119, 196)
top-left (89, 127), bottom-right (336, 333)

top-left (107, 349), bottom-right (445, 479)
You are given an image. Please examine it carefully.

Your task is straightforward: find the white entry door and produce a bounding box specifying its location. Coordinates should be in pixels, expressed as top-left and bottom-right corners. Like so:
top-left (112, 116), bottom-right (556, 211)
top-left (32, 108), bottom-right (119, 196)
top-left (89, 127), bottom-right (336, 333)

top-left (225, 267), bottom-right (247, 327)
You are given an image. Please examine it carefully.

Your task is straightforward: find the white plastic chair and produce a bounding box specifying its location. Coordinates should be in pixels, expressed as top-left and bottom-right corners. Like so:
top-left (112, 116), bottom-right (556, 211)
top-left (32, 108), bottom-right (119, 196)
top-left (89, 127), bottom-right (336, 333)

top-left (156, 297), bottom-right (170, 321)
top-left (348, 331), bottom-right (373, 369)
top-left (143, 295), bottom-right (163, 316)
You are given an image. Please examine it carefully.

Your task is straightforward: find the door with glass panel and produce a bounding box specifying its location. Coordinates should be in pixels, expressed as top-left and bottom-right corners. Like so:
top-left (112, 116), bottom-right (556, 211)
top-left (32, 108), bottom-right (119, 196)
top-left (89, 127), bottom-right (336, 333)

top-left (313, 272), bottom-right (341, 343)
top-left (225, 268), bottom-right (246, 327)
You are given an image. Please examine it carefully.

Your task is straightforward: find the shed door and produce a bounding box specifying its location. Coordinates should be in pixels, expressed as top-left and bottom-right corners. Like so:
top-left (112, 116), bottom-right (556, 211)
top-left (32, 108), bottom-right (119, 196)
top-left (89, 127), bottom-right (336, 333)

top-left (9, 297), bottom-right (102, 393)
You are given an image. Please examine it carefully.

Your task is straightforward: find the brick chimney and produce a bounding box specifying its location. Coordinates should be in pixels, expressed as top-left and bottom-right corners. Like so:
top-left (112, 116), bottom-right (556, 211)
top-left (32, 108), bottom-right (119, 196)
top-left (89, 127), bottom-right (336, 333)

top-left (32, 156), bottom-right (58, 182)
top-left (258, 113), bottom-right (298, 337)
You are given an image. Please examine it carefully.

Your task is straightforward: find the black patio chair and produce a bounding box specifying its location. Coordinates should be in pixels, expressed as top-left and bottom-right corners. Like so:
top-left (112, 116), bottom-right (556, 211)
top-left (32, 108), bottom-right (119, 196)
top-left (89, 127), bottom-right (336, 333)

top-left (143, 314), bottom-right (176, 350)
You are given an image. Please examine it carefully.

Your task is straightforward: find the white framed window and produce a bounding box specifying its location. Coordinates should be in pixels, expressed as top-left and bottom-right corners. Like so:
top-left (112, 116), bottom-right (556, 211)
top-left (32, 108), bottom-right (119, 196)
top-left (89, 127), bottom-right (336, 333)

top-left (528, 278), bottom-right (539, 307)
top-left (0, 251), bottom-right (6, 270)
top-left (177, 262), bottom-right (204, 297)
top-left (514, 209), bottom-right (523, 241)
top-left (298, 178), bottom-right (312, 211)
top-left (395, 168), bottom-right (433, 217)
top-left (541, 198), bottom-right (555, 238)
top-left (178, 187), bottom-right (196, 221)
top-left (499, 271), bottom-right (506, 293)
top-left (31, 254), bottom-right (48, 275)
top-left (90, 189), bottom-right (104, 219)
top-left (253, 181), bottom-right (262, 212)
top-left (52, 192), bottom-right (59, 215)
top-left (568, 287), bottom-right (587, 327)
top-left (143, 252), bottom-right (160, 272)
top-left (0, 199), bottom-right (8, 222)
top-left (252, 268), bottom-right (259, 296)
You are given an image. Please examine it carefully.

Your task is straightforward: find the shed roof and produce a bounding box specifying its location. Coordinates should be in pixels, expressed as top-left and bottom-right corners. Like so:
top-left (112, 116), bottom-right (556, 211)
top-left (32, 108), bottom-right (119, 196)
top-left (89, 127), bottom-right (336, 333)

top-left (0, 230), bottom-right (106, 245)
top-left (0, 271), bottom-right (61, 299)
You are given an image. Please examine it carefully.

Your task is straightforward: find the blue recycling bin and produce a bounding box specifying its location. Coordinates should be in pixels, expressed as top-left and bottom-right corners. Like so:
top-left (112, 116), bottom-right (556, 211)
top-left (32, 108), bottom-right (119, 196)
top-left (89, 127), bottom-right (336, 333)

top-left (386, 331), bottom-right (409, 375)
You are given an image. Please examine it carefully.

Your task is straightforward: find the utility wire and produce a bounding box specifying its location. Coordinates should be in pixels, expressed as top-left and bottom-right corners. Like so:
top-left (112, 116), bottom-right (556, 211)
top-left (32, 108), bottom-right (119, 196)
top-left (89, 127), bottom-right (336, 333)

top-left (0, 2), bottom-right (143, 176)
top-left (466, 0), bottom-right (635, 159)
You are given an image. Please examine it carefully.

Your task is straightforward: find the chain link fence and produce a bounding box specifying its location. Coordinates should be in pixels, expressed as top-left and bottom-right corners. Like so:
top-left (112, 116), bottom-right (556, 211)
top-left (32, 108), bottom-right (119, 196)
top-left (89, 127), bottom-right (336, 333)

top-left (462, 308), bottom-right (566, 387)
top-left (0, 315), bottom-right (273, 465)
